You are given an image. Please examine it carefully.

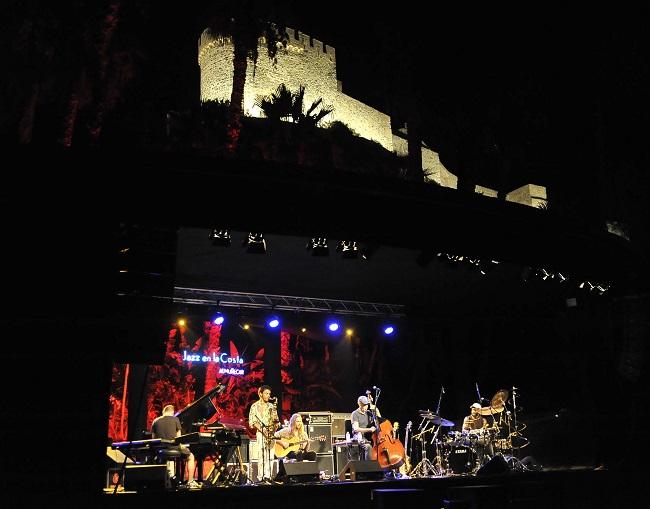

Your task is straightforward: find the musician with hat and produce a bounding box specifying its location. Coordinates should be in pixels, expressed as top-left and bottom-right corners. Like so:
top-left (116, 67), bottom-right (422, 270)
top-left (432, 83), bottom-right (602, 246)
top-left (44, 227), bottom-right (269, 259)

top-left (351, 394), bottom-right (381, 460)
top-left (462, 402), bottom-right (494, 463)
top-left (463, 403), bottom-right (488, 432)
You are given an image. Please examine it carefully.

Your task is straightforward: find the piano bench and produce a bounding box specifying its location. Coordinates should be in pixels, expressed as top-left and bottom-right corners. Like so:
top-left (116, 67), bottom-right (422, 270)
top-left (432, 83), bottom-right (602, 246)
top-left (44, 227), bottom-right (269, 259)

top-left (156, 449), bottom-right (184, 482)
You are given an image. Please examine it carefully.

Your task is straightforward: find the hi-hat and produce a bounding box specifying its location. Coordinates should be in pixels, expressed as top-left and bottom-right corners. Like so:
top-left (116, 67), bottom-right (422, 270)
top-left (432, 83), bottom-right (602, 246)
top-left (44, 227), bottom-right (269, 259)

top-left (419, 409), bottom-right (436, 417)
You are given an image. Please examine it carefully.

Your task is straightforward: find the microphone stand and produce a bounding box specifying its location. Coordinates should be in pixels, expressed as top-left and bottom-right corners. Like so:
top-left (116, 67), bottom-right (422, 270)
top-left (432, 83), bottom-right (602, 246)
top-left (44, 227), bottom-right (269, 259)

top-left (430, 386), bottom-right (445, 475)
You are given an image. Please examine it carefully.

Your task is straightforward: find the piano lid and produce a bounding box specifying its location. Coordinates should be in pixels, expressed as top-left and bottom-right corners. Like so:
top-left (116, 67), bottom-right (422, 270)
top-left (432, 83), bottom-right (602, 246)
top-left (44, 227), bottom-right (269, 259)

top-left (175, 384), bottom-right (225, 434)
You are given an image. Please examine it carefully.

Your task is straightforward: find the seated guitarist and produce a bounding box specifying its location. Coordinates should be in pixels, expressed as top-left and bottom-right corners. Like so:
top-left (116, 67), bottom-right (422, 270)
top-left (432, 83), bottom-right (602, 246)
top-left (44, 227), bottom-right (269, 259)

top-left (273, 413), bottom-right (317, 462)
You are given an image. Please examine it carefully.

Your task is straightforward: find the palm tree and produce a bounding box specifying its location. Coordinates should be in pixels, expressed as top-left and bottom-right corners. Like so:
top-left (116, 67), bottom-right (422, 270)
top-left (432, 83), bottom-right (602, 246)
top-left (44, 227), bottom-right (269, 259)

top-left (255, 84), bottom-right (332, 127)
top-left (255, 84), bottom-right (332, 165)
top-left (205, 2), bottom-right (288, 156)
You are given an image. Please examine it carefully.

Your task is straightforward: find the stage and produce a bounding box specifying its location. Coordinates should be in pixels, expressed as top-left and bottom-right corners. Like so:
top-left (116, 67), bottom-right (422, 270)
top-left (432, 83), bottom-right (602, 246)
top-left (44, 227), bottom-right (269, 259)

top-left (99, 467), bottom-right (642, 509)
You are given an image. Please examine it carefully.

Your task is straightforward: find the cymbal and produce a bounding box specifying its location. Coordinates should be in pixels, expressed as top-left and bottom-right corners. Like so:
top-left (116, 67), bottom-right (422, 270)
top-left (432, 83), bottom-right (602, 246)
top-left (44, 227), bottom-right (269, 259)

top-left (491, 389), bottom-right (509, 408)
top-left (479, 406), bottom-right (504, 416)
top-left (419, 410), bottom-right (437, 418)
top-left (429, 416), bottom-right (454, 427)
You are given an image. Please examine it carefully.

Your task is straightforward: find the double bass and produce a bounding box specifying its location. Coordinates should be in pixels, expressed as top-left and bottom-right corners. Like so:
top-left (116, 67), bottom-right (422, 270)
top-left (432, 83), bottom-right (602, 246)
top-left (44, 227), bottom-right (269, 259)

top-left (366, 391), bottom-right (406, 470)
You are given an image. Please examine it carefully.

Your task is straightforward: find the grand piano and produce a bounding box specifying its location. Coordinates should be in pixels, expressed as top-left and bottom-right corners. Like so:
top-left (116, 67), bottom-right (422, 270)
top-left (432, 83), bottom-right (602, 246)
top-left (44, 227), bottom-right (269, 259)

top-left (112, 384), bottom-right (245, 484)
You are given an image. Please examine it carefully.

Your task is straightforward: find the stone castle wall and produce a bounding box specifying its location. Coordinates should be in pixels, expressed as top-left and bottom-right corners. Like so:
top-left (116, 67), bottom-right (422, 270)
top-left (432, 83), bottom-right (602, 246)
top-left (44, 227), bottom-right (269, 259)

top-left (198, 28), bottom-right (393, 150)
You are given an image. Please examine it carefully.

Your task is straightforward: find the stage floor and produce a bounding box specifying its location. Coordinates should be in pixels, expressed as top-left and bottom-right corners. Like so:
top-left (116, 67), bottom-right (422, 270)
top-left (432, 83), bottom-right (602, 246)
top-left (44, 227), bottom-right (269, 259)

top-left (100, 467), bottom-right (644, 509)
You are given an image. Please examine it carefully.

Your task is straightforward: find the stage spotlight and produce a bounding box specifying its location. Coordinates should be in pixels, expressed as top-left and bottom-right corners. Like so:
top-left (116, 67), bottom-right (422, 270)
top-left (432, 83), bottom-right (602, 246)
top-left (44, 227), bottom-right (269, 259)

top-left (212, 313), bottom-right (225, 325)
top-left (267, 316), bottom-right (280, 329)
top-left (210, 229), bottom-right (231, 247)
top-left (242, 324), bottom-right (250, 330)
top-left (307, 237), bottom-right (329, 256)
top-left (244, 233), bottom-right (266, 253)
top-left (337, 240), bottom-right (358, 259)
top-left (327, 321), bottom-right (340, 332)
top-left (301, 327), bottom-right (307, 333)
top-left (360, 243), bottom-right (379, 261)
top-left (383, 325), bottom-right (395, 336)
top-left (177, 318), bottom-right (186, 327)
top-left (346, 328), bottom-right (354, 337)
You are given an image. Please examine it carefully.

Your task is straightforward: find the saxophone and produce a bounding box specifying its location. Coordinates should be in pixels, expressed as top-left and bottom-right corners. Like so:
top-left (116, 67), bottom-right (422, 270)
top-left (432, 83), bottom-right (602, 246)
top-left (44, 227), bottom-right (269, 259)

top-left (264, 400), bottom-right (280, 443)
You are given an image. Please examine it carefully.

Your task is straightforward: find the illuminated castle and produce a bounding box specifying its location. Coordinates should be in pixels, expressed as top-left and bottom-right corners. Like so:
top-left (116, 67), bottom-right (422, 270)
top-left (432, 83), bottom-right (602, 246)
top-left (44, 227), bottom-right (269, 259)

top-left (198, 28), bottom-right (546, 207)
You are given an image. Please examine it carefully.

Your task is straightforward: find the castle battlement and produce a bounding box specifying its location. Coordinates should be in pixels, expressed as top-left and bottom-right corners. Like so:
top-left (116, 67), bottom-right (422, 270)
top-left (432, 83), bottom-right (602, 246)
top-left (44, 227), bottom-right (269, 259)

top-left (199, 28), bottom-right (335, 63)
top-left (286, 28), bottom-right (336, 61)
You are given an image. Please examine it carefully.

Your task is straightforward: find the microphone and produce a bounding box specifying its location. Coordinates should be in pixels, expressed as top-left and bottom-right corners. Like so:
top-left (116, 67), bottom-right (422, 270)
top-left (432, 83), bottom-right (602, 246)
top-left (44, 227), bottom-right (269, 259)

top-left (512, 386), bottom-right (518, 390)
top-left (372, 385), bottom-right (381, 390)
top-left (269, 396), bottom-right (278, 403)
top-left (442, 386), bottom-right (445, 394)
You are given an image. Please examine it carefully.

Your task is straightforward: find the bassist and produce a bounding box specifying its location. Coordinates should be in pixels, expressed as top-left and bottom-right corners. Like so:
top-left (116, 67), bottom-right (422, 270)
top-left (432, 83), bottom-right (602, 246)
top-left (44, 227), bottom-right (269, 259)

top-left (351, 394), bottom-right (381, 460)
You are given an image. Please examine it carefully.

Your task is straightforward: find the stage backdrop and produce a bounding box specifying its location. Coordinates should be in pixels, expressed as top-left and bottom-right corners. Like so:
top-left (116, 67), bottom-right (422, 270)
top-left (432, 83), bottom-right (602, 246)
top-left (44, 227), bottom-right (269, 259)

top-left (107, 314), bottom-right (386, 441)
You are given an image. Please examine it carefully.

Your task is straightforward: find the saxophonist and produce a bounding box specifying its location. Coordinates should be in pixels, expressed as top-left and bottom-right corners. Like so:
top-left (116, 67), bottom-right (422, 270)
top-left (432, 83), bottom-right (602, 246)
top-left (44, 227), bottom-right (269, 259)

top-left (248, 385), bottom-right (279, 482)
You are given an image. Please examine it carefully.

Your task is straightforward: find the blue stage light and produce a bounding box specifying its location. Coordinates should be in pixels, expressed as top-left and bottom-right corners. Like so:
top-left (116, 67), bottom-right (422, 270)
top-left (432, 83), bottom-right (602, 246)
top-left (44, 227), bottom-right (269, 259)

top-left (213, 313), bottom-right (225, 325)
top-left (267, 317), bottom-right (280, 329)
top-left (327, 321), bottom-right (340, 332)
top-left (383, 326), bottom-right (395, 335)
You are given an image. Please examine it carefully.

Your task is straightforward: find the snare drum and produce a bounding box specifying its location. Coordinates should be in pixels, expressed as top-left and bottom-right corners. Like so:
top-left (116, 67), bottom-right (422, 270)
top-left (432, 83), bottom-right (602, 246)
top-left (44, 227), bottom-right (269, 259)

top-left (446, 445), bottom-right (478, 474)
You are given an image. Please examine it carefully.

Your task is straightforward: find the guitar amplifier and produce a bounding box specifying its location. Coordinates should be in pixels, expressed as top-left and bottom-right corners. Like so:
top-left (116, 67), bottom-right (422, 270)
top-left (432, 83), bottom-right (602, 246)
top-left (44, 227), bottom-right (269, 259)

top-left (300, 413), bottom-right (333, 454)
top-left (331, 412), bottom-right (350, 437)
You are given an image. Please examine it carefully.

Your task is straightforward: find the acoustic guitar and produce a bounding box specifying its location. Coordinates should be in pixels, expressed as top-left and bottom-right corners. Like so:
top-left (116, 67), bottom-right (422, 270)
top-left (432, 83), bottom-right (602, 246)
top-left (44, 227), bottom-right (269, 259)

top-left (274, 435), bottom-right (326, 458)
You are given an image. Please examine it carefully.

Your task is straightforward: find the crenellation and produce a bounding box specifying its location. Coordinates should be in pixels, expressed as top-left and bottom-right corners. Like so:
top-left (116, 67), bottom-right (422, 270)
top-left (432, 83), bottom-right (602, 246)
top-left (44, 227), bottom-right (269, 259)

top-left (325, 45), bottom-right (336, 61)
top-left (312, 38), bottom-right (323, 52)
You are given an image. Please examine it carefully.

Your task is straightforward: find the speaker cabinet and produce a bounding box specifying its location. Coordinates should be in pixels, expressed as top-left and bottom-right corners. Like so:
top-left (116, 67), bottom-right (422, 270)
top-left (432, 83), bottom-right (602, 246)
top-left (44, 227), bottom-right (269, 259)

top-left (282, 461), bottom-right (321, 482)
top-left (334, 444), bottom-right (364, 473)
top-left (331, 413), bottom-right (350, 437)
top-left (315, 454), bottom-right (335, 477)
top-left (124, 464), bottom-right (169, 491)
top-left (476, 454), bottom-right (510, 475)
top-left (308, 424), bottom-right (333, 454)
top-left (338, 460), bottom-right (385, 481)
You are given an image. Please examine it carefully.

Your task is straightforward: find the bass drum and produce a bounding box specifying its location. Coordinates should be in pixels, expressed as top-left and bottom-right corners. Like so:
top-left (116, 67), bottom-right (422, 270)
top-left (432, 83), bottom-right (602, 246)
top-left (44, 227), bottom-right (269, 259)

top-left (446, 445), bottom-right (478, 474)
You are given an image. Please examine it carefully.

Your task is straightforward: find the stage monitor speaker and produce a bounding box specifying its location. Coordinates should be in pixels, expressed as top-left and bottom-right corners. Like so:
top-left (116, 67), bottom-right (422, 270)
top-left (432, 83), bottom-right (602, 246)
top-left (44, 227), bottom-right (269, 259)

top-left (338, 460), bottom-right (385, 481)
top-left (282, 461), bottom-right (321, 482)
top-left (124, 464), bottom-right (169, 491)
top-left (476, 454), bottom-right (510, 475)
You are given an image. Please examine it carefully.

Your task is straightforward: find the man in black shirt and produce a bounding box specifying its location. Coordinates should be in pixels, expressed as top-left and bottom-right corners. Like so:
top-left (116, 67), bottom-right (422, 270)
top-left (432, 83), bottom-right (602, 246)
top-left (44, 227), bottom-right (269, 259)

top-left (151, 404), bottom-right (195, 482)
top-left (351, 395), bottom-right (378, 460)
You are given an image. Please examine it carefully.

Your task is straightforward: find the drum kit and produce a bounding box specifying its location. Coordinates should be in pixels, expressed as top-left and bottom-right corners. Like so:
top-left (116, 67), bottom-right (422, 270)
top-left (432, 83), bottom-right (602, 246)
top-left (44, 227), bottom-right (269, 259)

top-left (407, 387), bottom-right (529, 477)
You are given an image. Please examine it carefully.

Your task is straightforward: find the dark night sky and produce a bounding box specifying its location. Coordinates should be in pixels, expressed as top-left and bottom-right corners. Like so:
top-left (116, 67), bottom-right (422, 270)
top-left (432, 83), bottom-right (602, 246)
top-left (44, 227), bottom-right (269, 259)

top-left (141, 3), bottom-right (649, 208)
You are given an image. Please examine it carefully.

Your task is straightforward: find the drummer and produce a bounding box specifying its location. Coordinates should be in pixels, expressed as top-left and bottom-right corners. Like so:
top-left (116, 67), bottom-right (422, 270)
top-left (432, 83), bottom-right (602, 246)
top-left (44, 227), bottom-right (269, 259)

top-left (463, 403), bottom-right (488, 432)
top-left (462, 403), bottom-right (494, 463)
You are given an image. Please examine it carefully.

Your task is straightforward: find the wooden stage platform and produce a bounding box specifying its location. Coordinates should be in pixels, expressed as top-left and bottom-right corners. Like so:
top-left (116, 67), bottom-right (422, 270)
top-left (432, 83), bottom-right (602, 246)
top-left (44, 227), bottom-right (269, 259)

top-left (98, 467), bottom-right (643, 509)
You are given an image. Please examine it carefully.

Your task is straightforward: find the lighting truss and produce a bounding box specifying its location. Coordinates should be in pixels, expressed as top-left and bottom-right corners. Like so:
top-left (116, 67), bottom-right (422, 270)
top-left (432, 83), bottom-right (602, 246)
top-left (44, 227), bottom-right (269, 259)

top-left (173, 287), bottom-right (406, 317)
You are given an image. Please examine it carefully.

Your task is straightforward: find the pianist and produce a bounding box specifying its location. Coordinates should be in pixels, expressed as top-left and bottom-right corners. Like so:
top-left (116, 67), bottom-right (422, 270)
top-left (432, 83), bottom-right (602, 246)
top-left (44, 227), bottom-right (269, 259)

top-left (151, 404), bottom-right (196, 483)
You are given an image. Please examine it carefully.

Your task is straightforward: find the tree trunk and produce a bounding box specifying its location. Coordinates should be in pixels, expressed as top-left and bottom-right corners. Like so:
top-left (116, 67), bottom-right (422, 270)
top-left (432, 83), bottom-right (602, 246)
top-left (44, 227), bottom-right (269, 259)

top-left (18, 83), bottom-right (40, 144)
top-left (226, 40), bottom-right (248, 155)
top-left (88, 1), bottom-right (122, 144)
top-left (60, 92), bottom-right (81, 148)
